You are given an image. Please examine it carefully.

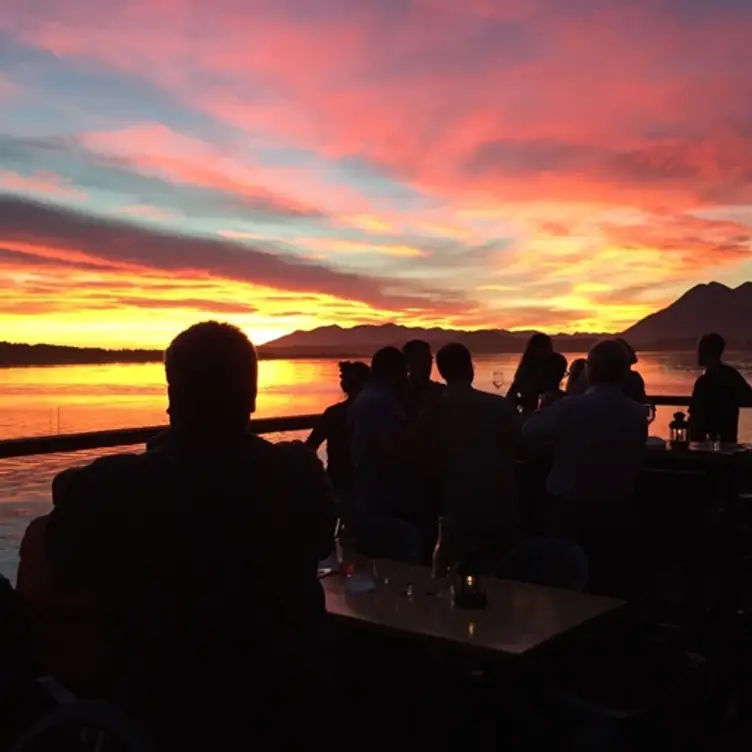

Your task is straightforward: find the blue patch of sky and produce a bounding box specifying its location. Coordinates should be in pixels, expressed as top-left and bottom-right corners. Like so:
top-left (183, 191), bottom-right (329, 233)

top-left (326, 155), bottom-right (438, 212)
top-left (0, 35), bottom-right (227, 140)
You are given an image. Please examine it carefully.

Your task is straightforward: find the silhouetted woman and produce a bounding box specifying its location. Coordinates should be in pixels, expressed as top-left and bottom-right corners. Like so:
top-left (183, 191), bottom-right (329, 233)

top-left (306, 361), bottom-right (370, 508)
top-left (566, 358), bottom-right (588, 395)
top-left (507, 333), bottom-right (554, 415)
top-left (539, 352), bottom-right (568, 409)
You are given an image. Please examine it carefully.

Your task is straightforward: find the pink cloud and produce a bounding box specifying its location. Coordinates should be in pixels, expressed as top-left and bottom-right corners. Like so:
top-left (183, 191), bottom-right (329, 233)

top-left (0, 170), bottom-right (86, 199)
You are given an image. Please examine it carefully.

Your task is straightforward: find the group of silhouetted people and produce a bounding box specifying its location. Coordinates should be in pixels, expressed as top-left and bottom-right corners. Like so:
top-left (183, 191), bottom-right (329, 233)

top-left (9, 321), bottom-right (752, 748)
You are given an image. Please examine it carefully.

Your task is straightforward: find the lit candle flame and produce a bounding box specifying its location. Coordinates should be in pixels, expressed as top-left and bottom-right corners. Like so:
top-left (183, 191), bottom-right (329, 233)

top-left (466, 575), bottom-right (474, 588)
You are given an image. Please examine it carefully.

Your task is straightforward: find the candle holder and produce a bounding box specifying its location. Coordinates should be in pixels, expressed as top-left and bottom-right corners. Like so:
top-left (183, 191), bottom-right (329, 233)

top-left (452, 552), bottom-right (487, 610)
top-left (669, 411), bottom-right (689, 450)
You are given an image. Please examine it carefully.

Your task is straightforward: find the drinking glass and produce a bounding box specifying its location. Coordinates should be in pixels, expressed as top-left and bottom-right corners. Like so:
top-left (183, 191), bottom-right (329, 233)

top-left (492, 371), bottom-right (505, 391)
top-left (706, 433), bottom-right (721, 452)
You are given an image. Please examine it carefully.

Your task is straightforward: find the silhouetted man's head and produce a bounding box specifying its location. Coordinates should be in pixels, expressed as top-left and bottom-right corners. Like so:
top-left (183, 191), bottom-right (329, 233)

top-left (698, 333), bottom-right (725, 367)
top-left (339, 361), bottom-right (370, 398)
top-left (541, 352), bottom-right (568, 391)
top-left (616, 338), bottom-right (638, 367)
top-left (165, 321), bottom-right (258, 434)
top-left (587, 339), bottom-right (629, 387)
top-left (436, 343), bottom-right (474, 385)
top-left (402, 339), bottom-right (433, 384)
top-left (371, 346), bottom-right (407, 391)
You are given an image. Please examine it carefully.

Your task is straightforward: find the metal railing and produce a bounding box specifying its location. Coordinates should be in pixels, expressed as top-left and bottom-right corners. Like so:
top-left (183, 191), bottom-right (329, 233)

top-left (0, 395), bottom-right (694, 461)
top-left (0, 414), bottom-right (320, 460)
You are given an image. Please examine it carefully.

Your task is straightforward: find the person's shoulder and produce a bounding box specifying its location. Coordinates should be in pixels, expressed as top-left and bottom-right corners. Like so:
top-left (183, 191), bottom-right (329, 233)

top-left (270, 439), bottom-right (325, 472)
top-left (52, 451), bottom-right (146, 505)
top-left (323, 401), bottom-right (348, 420)
top-left (474, 387), bottom-right (513, 408)
top-left (723, 364), bottom-right (747, 380)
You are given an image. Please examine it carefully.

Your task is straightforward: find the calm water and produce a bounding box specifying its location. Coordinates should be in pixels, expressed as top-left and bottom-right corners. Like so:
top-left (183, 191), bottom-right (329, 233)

top-left (1, 350), bottom-right (751, 581)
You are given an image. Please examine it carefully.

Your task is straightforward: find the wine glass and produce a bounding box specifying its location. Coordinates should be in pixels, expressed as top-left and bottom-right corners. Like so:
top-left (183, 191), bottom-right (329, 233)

top-left (492, 371), bottom-right (505, 391)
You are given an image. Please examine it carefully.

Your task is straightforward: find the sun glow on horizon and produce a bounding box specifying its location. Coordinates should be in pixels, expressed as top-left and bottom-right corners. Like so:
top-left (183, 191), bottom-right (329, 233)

top-left (1, 0), bottom-right (751, 345)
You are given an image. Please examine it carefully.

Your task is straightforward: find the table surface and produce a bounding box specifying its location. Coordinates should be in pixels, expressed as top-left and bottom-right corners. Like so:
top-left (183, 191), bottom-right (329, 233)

top-left (322, 560), bottom-right (625, 658)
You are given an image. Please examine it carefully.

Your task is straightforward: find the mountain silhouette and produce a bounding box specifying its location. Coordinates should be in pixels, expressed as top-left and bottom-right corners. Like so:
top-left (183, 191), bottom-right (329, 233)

top-left (259, 324), bottom-right (604, 357)
top-left (622, 282), bottom-right (752, 347)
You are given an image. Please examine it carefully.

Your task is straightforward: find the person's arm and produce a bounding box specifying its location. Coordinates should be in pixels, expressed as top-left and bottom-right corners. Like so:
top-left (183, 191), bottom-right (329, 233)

top-left (734, 369), bottom-right (752, 407)
top-left (305, 409), bottom-right (330, 451)
top-left (688, 375), bottom-right (706, 441)
top-left (521, 397), bottom-right (566, 443)
top-left (279, 441), bottom-right (337, 561)
top-left (633, 372), bottom-right (647, 403)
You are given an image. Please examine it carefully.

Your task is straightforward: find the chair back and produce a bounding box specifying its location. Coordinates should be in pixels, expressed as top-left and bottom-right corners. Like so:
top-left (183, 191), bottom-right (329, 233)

top-left (500, 535), bottom-right (589, 591)
top-left (9, 700), bottom-right (157, 752)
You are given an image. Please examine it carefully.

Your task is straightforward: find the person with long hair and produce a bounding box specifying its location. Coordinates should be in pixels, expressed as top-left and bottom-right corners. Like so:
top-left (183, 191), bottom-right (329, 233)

top-left (507, 333), bottom-right (554, 414)
top-left (566, 358), bottom-right (588, 395)
top-left (539, 352), bottom-right (568, 409)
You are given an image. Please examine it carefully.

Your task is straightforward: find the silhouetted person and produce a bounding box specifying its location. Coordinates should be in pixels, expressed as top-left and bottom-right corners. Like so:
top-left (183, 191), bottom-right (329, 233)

top-left (523, 339), bottom-right (647, 597)
top-left (17, 468), bottom-right (101, 689)
top-left (421, 343), bottom-right (522, 567)
top-left (44, 322), bottom-right (336, 747)
top-left (349, 347), bottom-right (421, 561)
top-left (402, 339), bottom-right (445, 420)
top-left (689, 333), bottom-right (752, 443)
top-left (616, 338), bottom-right (647, 403)
top-left (566, 358), bottom-right (588, 395)
top-left (507, 333), bottom-right (554, 415)
top-left (306, 361), bottom-right (370, 511)
top-left (539, 352), bottom-right (568, 408)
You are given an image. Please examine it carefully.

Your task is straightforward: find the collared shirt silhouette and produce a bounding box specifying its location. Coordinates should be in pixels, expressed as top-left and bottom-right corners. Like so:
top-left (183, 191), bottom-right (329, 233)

top-left (42, 322), bottom-right (336, 747)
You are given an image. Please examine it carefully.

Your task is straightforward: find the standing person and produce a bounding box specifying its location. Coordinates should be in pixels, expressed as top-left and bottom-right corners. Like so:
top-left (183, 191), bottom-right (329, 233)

top-left (689, 333), bottom-right (752, 443)
top-left (348, 347), bottom-right (422, 561)
top-left (421, 343), bottom-right (522, 569)
top-left (522, 339), bottom-right (648, 598)
top-left (507, 333), bottom-right (554, 415)
top-left (43, 322), bottom-right (336, 748)
top-left (402, 340), bottom-right (445, 420)
top-left (306, 361), bottom-right (370, 515)
top-left (539, 352), bottom-right (568, 409)
top-left (616, 338), bottom-right (647, 403)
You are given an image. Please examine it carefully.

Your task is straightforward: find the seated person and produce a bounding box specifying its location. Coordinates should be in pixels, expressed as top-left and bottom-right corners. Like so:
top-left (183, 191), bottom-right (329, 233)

top-left (17, 468), bottom-right (101, 689)
top-left (306, 361), bottom-right (370, 512)
top-left (522, 339), bottom-right (648, 598)
top-left (421, 343), bottom-right (522, 568)
top-left (538, 352), bottom-right (568, 409)
top-left (689, 332), bottom-right (752, 443)
top-left (43, 322), bottom-right (336, 747)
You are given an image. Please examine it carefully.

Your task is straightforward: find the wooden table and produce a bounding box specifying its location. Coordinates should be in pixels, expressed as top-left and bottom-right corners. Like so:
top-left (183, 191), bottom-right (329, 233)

top-left (322, 560), bottom-right (625, 661)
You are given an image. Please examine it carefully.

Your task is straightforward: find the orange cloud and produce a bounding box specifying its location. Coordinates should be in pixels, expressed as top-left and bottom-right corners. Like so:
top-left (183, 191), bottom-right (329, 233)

top-left (1, 0), bottom-right (752, 342)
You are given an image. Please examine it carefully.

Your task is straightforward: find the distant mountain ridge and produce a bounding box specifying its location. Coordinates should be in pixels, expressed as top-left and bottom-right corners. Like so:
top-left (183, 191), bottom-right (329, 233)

top-left (622, 281), bottom-right (752, 347)
top-left (258, 324), bottom-right (605, 358)
top-left (5, 280), bottom-right (752, 366)
top-left (263, 280), bottom-right (752, 356)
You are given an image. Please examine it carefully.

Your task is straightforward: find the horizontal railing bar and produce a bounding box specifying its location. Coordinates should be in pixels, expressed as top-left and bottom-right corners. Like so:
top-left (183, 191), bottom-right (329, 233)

top-left (0, 395), bottom-right (699, 461)
top-left (0, 414), bottom-right (320, 460)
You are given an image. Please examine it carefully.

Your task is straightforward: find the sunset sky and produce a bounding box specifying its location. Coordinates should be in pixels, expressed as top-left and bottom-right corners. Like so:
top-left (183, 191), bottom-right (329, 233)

top-left (1, 0), bottom-right (752, 348)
